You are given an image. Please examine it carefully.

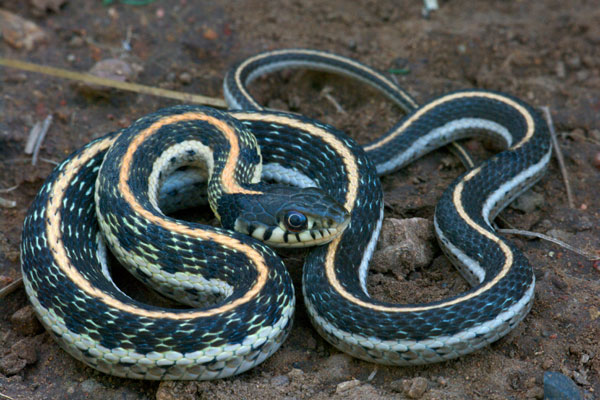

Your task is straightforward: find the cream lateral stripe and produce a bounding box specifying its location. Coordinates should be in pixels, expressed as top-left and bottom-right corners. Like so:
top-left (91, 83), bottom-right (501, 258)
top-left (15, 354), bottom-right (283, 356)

top-left (47, 139), bottom-right (267, 321)
top-left (230, 112), bottom-right (360, 211)
top-left (364, 92), bottom-right (535, 152)
top-left (325, 165), bottom-right (516, 313)
top-left (121, 112), bottom-right (261, 196)
top-left (234, 49), bottom-right (418, 109)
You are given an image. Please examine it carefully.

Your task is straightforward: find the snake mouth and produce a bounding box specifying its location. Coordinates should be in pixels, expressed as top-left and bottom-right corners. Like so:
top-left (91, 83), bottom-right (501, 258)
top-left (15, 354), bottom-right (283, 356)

top-left (234, 210), bottom-right (351, 248)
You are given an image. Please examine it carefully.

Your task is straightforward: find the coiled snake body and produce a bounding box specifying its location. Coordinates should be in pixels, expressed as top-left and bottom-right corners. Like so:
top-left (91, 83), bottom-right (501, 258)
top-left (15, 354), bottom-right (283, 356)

top-left (21, 49), bottom-right (551, 379)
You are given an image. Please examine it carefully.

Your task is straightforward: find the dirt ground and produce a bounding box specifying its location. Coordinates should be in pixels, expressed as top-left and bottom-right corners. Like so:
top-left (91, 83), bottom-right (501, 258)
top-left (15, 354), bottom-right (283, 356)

top-left (1, 1), bottom-right (599, 399)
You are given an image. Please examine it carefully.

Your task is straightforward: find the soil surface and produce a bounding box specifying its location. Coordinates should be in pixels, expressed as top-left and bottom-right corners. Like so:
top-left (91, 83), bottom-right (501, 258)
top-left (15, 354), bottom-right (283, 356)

top-left (1, 1), bottom-right (599, 399)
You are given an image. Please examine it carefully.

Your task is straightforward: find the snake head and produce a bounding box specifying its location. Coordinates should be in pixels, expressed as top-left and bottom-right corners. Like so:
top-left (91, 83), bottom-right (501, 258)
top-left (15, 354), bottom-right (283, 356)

top-left (232, 186), bottom-right (351, 248)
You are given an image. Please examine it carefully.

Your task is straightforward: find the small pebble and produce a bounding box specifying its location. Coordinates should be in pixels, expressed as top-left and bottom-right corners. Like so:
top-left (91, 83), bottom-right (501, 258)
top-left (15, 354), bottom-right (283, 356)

top-left (542, 358), bottom-right (553, 370)
top-left (580, 354), bottom-right (590, 364)
top-left (335, 379), bottom-right (361, 393)
top-left (178, 72), bottom-right (192, 85)
top-left (68, 35), bottom-right (84, 47)
top-left (546, 229), bottom-right (571, 243)
top-left (510, 190), bottom-right (544, 213)
top-left (10, 305), bottom-right (44, 336)
top-left (389, 379), bottom-right (405, 393)
top-left (572, 370), bottom-right (590, 386)
top-left (372, 218), bottom-right (435, 277)
top-left (77, 58), bottom-right (138, 96)
top-left (319, 353), bottom-right (353, 380)
top-left (287, 368), bottom-right (304, 380)
top-left (406, 377), bottom-right (428, 399)
top-left (270, 375), bottom-right (290, 386)
top-left (203, 28), bottom-right (218, 40)
top-left (543, 371), bottom-right (582, 400)
top-left (10, 338), bottom-right (38, 364)
top-left (0, 353), bottom-right (27, 376)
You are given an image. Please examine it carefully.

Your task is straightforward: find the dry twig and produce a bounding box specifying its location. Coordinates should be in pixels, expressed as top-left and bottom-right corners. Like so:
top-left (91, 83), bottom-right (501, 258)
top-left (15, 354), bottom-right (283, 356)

top-left (320, 87), bottom-right (347, 114)
top-left (498, 228), bottom-right (599, 261)
top-left (540, 106), bottom-right (574, 208)
top-left (0, 278), bottom-right (23, 299)
top-left (25, 114), bottom-right (53, 166)
top-left (0, 57), bottom-right (227, 108)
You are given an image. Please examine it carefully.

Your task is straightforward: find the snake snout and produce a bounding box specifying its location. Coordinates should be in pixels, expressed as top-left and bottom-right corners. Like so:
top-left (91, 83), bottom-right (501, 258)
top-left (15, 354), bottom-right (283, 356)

top-left (233, 185), bottom-right (350, 248)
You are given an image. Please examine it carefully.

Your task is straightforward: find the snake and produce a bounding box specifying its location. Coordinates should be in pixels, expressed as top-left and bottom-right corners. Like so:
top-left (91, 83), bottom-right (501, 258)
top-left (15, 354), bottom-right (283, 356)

top-left (20, 49), bottom-right (552, 380)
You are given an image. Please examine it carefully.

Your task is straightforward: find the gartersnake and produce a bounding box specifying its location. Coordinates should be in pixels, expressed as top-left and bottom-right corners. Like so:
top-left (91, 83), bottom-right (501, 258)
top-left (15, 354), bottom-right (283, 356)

top-left (21, 49), bottom-right (551, 379)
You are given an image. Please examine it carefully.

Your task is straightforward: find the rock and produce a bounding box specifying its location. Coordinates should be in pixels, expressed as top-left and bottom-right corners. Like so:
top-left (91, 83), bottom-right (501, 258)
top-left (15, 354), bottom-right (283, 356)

top-left (0, 9), bottom-right (47, 50)
top-left (572, 370), bottom-right (590, 386)
top-left (543, 371), bottom-right (582, 400)
top-left (389, 379), bottom-right (408, 393)
top-left (10, 338), bottom-right (38, 364)
top-left (77, 58), bottom-right (140, 96)
top-left (510, 190), bottom-right (545, 213)
top-left (389, 377), bottom-right (428, 398)
top-left (68, 35), bottom-right (84, 47)
top-left (0, 353), bottom-right (27, 376)
top-left (10, 305), bottom-right (44, 336)
top-left (435, 376), bottom-right (448, 386)
top-left (406, 377), bottom-right (428, 399)
top-left (287, 368), bottom-right (304, 381)
top-left (372, 218), bottom-right (435, 277)
top-left (572, 214), bottom-right (593, 231)
top-left (546, 229), bottom-right (572, 243)
top-left (335, 379), bottom-right (361, 393)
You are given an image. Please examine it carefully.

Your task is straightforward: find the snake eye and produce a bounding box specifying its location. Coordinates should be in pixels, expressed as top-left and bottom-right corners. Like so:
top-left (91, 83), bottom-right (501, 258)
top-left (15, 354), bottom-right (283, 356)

top-left (283, 211), bottom-right (308, 232)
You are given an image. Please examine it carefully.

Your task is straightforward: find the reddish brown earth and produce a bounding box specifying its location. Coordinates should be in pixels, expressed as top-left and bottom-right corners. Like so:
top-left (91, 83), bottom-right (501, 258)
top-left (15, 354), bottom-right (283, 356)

top-left (1, 1), bottom-right (599, 399)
